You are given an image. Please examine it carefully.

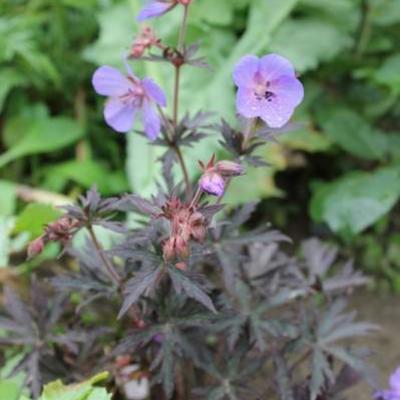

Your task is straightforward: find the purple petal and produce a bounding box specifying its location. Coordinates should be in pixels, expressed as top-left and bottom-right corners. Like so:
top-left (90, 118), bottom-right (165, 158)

top-left (92, 66), bottom-right (131, 97)
top-left (258, 95), bottom-right (296, 128)
top-left (104, 97), bottom-right (136, 133)
top-left (271, 75), bottom-right (304, 108)
top-left (142, 78), bottom-right (167, 107)
top-left (200, 172), bottom-right (225, 197)
top-left (236, 87), bottom-right (263, 119)
top-left (374, 390), bottom-right (400, 400)
top-left (259, 54), bottom-right (296, 81)
top-left (232, 55), bottom-right (259, 88)
top-left (390, 368), bottom-right (400, 392)
top-left (141, 100), bottom-right (161, 141)
top-left (137, 1), bottom-right (173, 21)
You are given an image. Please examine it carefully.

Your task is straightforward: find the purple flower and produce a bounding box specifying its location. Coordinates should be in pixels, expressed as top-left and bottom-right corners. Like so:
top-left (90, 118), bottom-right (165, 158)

top-left (233, 54), bottom-right (304, 128)
top-left (199, 171), bottom-right (225, 197)
top-left (375, 367), bottom-right (400, 400)
top-left (92, 65), bottom-right (166, 140)
top-left (137, 0), bottom-right (176, 21)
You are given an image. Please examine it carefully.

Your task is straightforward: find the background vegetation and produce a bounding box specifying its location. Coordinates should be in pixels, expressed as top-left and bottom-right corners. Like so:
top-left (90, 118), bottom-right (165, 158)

top-left (1, 1), bottom-right (400, 306)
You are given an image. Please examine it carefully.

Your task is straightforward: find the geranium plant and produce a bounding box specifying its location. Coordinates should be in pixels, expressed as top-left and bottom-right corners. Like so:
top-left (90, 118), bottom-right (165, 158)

top-left (1, 1), bottom-right (378, 399)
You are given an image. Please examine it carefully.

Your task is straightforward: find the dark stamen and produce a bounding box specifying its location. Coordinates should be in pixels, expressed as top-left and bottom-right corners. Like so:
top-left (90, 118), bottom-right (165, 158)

top-left (264, 91), bottom-right (274, 102)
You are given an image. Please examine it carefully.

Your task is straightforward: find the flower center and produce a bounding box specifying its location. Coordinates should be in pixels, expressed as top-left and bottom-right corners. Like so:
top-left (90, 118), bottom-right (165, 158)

top-left (120, 79), bottom-right (145, 106)
top-left (254, 81), bottom-right (275, 102)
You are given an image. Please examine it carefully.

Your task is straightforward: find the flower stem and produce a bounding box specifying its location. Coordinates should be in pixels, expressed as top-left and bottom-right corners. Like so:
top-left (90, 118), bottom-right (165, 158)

top-left (174, 144), bottom-right (191, 198)
top-left (241, 118), bottom-right (256, 151)
top-left (172, 65), bottom-right (181, 128)
top-left (170, 3), bottom-right (191, 198)
top-left (189, 186), bottom-right (203, 209)
top-left (87, 225), bottom-right (121, 286)
top-left (178, 5), bottom-right (189, 53)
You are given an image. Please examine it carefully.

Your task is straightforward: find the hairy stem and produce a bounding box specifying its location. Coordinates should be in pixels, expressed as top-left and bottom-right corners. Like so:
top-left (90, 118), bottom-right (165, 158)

top-left (189, 186), bottom-right (203, 209)
top-left (170, 3), bottom-right (192, 198)
top-left (241, 118), bottom-right (256, 151)
top-left (172, 66), bottom-right (181, 128)
top-left (158, 106), bottom-right (191, 198)
top-left (174, 144), bottom-right (191, 198)
top-left (87, 225), bottom-right (121, 286)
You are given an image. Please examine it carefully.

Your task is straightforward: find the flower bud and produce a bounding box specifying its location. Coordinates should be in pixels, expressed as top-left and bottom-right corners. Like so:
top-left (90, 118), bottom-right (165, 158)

top-left (175, 262), bottom-right (187, 271)
top-left (163, 237), bottom-right (176, 261)
top-left (215, 160), bottom-right (245, 177)
top-left (27, 236), bottom-right (45, 259)
top-left (189, 212), bottom-right (206, 242)
top-left (179, 0), bottom-right (192, 4)
top-left (131, 44), bottom-right (145, 58)
top-left (129, 26), bottom-right (159, 59)
top-left (175, 236), bottom-right (189, 259)
top-left (199, 171), bottom-right (224, 197)
top-left (163, 236), bottom-right (189, 261)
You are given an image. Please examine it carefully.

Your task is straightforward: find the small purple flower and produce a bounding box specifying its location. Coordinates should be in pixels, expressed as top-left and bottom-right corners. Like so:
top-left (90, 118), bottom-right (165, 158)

top-left (375, 367), bottom-right (400, 400)
top-left (233, 54), bottom-right (304, 128)
top-left (137, 0), bottom-right (176, 21)
top-left (200, 171), bottom-right (225, 197)
top-left (92, 65), bottom-right (166, 140)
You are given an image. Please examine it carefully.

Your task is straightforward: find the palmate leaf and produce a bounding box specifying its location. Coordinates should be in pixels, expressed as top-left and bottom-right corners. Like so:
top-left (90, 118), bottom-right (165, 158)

top-left (273, 353), bottom-right (295, 400)
top-left (168, 267), bottom-right (216, 313)
top-left (305, 300), bottom-right (378, 400)
top-left (194, 341), bottom-right (263, 400)
top-left (118, 265), bottom-right (163, 318)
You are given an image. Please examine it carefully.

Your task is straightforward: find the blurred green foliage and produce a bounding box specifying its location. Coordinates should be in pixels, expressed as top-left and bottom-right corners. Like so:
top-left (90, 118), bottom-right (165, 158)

top-left (1, 0), bottom-right (400, 282)
top-left (0, 371), bottom-right (111, 400)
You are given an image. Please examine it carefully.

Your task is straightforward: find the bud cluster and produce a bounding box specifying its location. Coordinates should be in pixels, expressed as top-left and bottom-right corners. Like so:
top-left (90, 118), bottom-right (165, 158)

top-left (27, 216), bottom-right (79, 259)
top-left (129, 26), bottom-right (161, 58)
top-left (160, 197), bottom-right (207, 262)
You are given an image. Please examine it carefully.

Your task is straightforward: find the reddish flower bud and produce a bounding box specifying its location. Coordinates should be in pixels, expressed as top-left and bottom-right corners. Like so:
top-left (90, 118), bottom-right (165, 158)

top-left (163, 237), bottom-right (176, 261)
top-left (179, 0), bottom-right (192, 4)
top-left (189, 212), bottom-right (206, 242)
top-left (131, 44), bottom-right (146, 58)
top-left (129, 26), bottom-right (160, 59)
top-left (215, 160), bottom-right (245, 177)
top-left (175, 262), bottom-right (187, 271)
top-left (199, 171), bottom-right (225, 197)
top-left (175, 236), bottom-right (189, 259)
top-left (162, 236), bottom-right (189, 261)
top-left (27, 236), bottom-right (45, 259)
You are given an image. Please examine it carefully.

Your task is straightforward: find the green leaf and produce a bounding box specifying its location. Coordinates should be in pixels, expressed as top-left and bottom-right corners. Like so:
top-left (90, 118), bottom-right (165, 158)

top-left (0, 116), bottom-right (84, 168)
top-left (310, 166), bottom-right (400, 237)
top-left (0, 68), bottom-right (26, 111)
top-left (85, 388), bottom-right (111, 400)
top-left (43, 160), bottom-right (129, 195)
top-left (40, 372), bottom-right (109, 400)
top-left (370, 0), bottom-right (400, 26)
top-left (269, 19), bottom-right (352, 72)
top-left (0, 379), bottom-right (21, 400)
top-left (191, 0), bottom-right (234, 26)
top-left (373, 53), bottom-right (400, 93)
top-left (281, 126), bottom-right (332, 152)
top-left (320, 109), bottom-right (388, 160)
top-left (14, 203), bottom-right (62, 238)
top-left (0, 180), bottom-right (16, 216)
top-left (126, 132), bottom-right (165, 196)
top-left (83, 1), bottom-right (139, 66)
